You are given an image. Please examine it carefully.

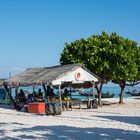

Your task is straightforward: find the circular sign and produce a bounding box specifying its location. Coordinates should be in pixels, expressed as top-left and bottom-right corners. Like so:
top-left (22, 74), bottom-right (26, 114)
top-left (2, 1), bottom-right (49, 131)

top-left (75, 72), bottom-right (81, 80)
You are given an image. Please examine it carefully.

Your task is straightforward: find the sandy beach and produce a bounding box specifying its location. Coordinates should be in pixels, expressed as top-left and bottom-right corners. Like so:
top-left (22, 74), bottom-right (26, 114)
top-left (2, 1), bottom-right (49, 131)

top-left (0, 97), bottom-right (140, 140)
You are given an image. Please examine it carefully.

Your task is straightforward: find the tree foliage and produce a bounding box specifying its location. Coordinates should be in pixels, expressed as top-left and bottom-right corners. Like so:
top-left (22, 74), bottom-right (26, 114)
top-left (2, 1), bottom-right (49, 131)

top-left (60, 31), bottom-right (140, 105)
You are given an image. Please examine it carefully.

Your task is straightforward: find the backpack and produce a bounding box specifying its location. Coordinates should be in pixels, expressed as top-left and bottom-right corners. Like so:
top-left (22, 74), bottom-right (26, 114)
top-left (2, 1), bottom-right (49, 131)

top-left (45, 101), bottom-right (61, 115)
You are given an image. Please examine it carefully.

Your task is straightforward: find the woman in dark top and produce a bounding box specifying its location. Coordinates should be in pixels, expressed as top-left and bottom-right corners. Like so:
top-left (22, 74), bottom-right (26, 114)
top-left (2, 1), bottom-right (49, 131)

top-left (18, 89), bottom-right (27, 103)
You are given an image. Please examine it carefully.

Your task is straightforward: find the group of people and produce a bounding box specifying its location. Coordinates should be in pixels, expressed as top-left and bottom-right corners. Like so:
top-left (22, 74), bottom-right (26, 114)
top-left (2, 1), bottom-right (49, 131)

top-left (17, 88), bottom-right (44, 104)
top-left (17, 86), bottom-right (57, 104)
top-left (17, 86), bottom-right (71, 104)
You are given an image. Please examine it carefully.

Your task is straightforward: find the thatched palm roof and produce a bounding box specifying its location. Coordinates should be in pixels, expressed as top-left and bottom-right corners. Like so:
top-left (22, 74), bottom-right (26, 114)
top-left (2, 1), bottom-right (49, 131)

top-left (8, 64), bottom-right (99, 86)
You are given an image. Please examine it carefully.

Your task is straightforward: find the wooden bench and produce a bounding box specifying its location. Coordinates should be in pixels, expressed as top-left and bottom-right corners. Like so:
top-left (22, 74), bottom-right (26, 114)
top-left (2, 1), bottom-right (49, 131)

top-left (71, 98), bottom-right (81, 109)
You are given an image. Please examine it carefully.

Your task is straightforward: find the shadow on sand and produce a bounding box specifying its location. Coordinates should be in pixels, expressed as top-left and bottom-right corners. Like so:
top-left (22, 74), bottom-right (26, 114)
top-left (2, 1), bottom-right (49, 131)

top-left (0, 123), bottom-right (140, 140)
top-left (95, 115), bottom-right (140, 126)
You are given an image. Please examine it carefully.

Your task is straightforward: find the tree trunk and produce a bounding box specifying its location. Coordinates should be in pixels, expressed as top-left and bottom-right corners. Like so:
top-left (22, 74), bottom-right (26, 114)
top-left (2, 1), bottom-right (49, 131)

top-left (42, 82), bottom-right (47, 97)
top-left (15, 86), bottom-right (19, 102)
top-left (98, 91), bottom-right (102, 107)
top-left (95, 81), bottom-right (103, 107)
top-left (119, 85), bottom-right (125, 104)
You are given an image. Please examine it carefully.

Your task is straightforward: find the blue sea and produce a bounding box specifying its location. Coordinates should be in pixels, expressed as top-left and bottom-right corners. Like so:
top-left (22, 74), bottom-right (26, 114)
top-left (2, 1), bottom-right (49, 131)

top-left (101, 85), bottom-right (140, 98)
top-left (70, 85), bottom-right (140, 101)
top-left (11, 84), bottom-right (140, 100)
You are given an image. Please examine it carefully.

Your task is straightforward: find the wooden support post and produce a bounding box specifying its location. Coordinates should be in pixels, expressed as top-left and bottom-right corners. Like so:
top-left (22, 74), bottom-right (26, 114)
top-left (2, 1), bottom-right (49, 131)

top-left (70, 85), bottom-right (72, 99)
top-left (32, 84), bottom-right (35, 101)
top-left (59, 85), bottom-right (62, 114)
top-left (15, 83), bottom-right (19, 102)
top-left (42, 81), bottom-right (47, 98)
top-left (7, 82), bottom-right (12, 105)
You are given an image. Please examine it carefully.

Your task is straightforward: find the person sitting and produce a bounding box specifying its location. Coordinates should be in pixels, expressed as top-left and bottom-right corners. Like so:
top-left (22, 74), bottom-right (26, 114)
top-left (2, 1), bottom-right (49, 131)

top-left (62, 89), bottom-right (70, 101)
top-left (47, 88), bottom-right (57, 102)
top-left (18, 89), bottom-right (27, 103)
top-left (62, 89), bottom-right (71, 110)
top-left (49, 88), bottom-right (55, 98)
top-left (38, 88), bottom-right (43, 99)
top-left (27, 93), bottom-right (33, 103)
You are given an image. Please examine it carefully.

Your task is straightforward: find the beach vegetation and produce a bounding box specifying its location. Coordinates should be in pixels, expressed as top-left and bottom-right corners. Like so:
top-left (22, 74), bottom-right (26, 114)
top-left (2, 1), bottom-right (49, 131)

top-left (60, 31), bottom-right (140, 106)
top-left (109, 33), bottom-right (140, 103)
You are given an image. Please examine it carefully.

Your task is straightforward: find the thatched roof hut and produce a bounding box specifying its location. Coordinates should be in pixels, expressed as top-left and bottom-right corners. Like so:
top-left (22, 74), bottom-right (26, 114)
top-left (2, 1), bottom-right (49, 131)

top-left (8, 64), bottom-right (99, 87)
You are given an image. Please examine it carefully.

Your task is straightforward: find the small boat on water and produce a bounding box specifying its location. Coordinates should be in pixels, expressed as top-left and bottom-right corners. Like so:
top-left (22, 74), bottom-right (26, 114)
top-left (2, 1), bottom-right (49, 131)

top-left (131, 93), bottom-right (140, 96)
top-left (95, 92), bottom-right (115, 98)
top-left (126, 89), bottom-right (140, 96)
top-left (79, 90), bottom-right (114, 98)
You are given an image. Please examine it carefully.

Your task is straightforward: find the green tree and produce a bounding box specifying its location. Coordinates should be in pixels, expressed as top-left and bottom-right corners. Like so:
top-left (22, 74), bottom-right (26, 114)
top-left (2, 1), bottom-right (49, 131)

top-left (109, 33), bottom-right (139, 103)
top-left (129, 47), bottom-right (140, 86)
top-left (60, 31), bottom-right (140, 106)
top-left (60, 32), bottom-right (113, 106)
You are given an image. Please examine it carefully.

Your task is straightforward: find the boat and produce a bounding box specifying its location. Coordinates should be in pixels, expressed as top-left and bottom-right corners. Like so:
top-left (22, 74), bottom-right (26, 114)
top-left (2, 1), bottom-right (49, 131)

top-left (130, 93), bottom-right (140, 96)
top-left (126, 89), bottom-right (140, 96)
top-left (95, 92), bottom-right (114, 98)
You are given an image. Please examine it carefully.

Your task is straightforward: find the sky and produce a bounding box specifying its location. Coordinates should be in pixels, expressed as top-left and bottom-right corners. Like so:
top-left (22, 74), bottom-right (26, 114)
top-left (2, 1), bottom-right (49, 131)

top-left (0, 0), bottom-right (140, 78)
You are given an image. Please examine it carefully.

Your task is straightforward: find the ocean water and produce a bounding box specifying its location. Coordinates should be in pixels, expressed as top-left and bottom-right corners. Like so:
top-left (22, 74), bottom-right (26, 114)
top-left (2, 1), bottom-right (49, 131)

top-left (102, 86), bottom-right (140, 98)
top-left (11, 85), bottom-right (140, 100)
top-left (69, 85), bottom-right (140, 101)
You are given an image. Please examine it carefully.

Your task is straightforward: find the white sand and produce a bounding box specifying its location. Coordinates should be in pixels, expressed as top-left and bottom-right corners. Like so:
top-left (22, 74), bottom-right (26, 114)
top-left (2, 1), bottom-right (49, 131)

top-left (0, 98), bottom-right (140, 140)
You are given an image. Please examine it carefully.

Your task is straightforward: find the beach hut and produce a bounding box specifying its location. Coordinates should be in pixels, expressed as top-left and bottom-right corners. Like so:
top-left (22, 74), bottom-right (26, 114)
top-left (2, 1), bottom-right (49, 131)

top-left (8, 64), bottom-right (99, 87)
top-left (6, 64), bottom-right (99, 113)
